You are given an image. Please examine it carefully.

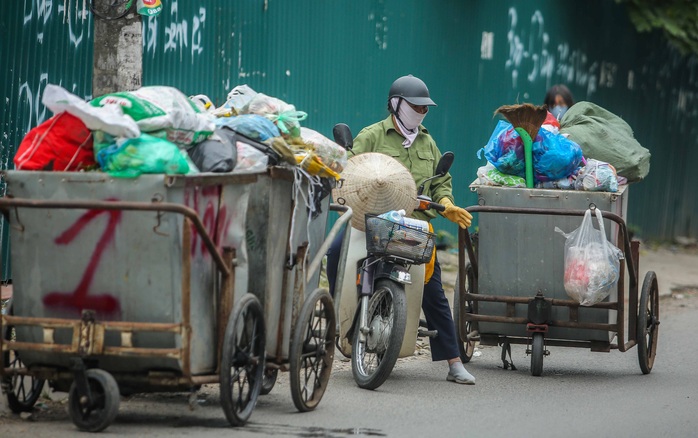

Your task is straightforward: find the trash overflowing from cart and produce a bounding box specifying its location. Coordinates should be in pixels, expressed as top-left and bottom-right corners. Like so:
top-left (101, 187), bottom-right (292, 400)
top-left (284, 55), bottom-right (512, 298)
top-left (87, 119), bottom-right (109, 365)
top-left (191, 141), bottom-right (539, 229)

top-left (454, 103), bottom-right (659, 376)
top-left (0, 83), bottom-right (351, 431)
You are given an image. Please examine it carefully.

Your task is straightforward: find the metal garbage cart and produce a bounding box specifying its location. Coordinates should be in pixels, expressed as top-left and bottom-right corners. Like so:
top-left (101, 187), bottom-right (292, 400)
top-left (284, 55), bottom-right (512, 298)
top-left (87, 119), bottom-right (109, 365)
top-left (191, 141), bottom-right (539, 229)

top-left (245, 167), bottom-right (351, 412)
top-left (0, 170), bottom-right (267, 431)
top-left (454, 183), bottom-right (660, 376)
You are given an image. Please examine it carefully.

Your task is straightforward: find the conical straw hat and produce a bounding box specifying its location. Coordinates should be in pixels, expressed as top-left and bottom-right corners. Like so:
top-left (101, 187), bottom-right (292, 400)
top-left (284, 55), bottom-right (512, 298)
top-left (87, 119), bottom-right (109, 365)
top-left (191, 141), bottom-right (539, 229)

top-left (333, 152), bottom-right (417, 231)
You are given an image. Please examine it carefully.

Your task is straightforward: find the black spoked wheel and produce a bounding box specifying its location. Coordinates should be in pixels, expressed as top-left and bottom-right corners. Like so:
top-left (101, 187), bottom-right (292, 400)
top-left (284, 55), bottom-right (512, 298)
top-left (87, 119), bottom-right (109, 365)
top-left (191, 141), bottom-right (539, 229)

top-left (2, 307), bottom-right (46, 413)
top-left (637, 271), bottom-right (660, 374)
top-left (530, 332), bottom-right (544, 377)
top-left (351, 279), bottom-right (407, 390)
top-left (219, 294), bottom-right (265, 427)
top-left (68, 369), bottom-right (120, 432)
top-left (89, 0), bottom-right (134, 20)
top-left (453, 263), bottom-right (478, 363)
top-left (290, 288), bottom-right (336, 412)
top-left (260, 368), bottom-right (278, 395)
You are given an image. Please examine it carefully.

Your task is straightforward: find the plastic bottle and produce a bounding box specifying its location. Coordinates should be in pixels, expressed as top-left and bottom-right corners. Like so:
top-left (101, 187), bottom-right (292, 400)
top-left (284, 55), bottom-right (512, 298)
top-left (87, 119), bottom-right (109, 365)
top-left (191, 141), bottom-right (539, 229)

top-left (378, 210), bottom-right (406, 224)
top-left (401, 217), bottom-right (430, 233)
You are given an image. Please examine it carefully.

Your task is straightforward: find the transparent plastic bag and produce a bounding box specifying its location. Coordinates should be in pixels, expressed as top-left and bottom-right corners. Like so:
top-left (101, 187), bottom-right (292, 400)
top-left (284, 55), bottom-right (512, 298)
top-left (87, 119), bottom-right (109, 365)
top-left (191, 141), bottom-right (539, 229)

top-left (555, 208), bottom-right (624, 306)
top-left (299, 127), bottom-right (348, 173)
top-left (575, 158), bottom-right (618, 192)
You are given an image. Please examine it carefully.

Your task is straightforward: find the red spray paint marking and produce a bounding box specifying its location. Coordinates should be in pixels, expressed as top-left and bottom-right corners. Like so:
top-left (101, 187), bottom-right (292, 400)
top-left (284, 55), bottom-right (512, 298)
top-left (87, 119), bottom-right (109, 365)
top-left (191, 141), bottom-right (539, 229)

top-left (185, 186), bottom-right (231, 257)
top-left (43, 207), bottom-right (122, 315)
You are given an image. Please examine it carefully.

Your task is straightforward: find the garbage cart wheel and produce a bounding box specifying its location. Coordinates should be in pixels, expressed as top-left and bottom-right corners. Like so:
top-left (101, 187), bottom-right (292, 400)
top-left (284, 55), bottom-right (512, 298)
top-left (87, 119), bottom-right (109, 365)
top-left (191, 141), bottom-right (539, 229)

top-left (351, 279), bottom-right (407, 390)
top-left (68, 369), bottom-right (120, 432)
top-left (260, 368), bottom-right (278, 395)
top-left (530, 332), bottom-right (545, 377)
top-left (290, 288), bottom-right (336, 412)
top-left (220, 293), bottom-right (265, 426)
top-left (453, 263), bottom-right (478, 363)
top-left (637, 271), bottom-right (660, 374)
top-left (2, 309), bottom-right (46, 413)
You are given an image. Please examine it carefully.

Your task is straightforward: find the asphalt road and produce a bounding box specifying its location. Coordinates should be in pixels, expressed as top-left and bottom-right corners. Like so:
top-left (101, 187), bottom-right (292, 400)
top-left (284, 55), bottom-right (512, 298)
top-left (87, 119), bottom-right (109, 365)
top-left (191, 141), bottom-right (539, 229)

top-left (1, 292), bottom-right (696, 438)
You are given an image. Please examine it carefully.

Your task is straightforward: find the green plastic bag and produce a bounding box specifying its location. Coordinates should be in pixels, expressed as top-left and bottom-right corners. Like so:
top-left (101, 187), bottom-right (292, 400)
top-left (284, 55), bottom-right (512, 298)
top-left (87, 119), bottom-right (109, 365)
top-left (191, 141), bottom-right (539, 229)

top-left (96, 133), bottom-right (190, 178)
top-left (560, 102), bottom-right (650, 182)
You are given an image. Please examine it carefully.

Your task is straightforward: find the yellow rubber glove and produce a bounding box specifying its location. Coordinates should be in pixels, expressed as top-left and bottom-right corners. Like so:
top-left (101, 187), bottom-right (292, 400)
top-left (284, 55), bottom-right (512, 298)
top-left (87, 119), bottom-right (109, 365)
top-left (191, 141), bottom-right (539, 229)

top-left (439, 197), bottom-right (472, 229)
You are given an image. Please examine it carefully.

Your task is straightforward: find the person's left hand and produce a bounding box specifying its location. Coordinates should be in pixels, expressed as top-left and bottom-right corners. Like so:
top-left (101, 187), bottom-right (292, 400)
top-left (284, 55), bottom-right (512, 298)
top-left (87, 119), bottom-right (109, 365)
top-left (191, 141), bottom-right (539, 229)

top-left (439, 197), bottom-right (472, 229)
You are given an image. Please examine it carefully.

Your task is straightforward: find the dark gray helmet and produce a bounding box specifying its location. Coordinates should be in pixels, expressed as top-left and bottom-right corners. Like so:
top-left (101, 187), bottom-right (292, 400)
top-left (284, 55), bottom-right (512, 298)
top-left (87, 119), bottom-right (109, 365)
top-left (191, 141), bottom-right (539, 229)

top-left (388, 75), bottom-right (437, 107)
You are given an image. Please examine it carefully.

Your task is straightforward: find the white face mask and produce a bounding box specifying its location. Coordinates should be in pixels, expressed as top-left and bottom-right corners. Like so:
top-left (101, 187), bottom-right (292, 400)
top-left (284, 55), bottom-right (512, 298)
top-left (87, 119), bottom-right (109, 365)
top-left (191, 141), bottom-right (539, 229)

top-left (391, 98), bottom-right (427, 147)
top-left (395, 98), bottom-right (427, 131)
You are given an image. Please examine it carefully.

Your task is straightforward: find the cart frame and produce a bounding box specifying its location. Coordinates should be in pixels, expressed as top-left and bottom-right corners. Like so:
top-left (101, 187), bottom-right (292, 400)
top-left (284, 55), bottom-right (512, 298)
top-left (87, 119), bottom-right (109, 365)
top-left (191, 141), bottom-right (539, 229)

top-left (456, 203), bottom-right (659, 375)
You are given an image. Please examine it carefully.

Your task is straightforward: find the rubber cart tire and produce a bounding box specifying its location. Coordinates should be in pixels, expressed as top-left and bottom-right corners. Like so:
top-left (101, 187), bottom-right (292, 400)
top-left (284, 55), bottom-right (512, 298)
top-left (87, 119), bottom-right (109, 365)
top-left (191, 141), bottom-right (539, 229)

top-left (453, 263), bottom-right (478, 363)
top-left (289, 288), bottom-right (336, 412)
top-left (351, 279), bottom-right (407, 390)
top-left (637, 271), bottom-right (660, 374)
top-left (260, 368), bottom-right (278, 395)
top-left (2, 307), bottom-right (46, 413)
top-left (219, 293), bottom-right (265, 427)
top-left (531, 332), bottom-right (544, 377)
top-left (68, 369), bottom-right (120, 432)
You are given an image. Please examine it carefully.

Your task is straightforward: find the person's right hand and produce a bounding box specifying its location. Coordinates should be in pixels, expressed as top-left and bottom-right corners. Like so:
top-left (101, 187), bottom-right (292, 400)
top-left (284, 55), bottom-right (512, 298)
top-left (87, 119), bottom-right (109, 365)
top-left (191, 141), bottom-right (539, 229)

top-left (439, 197), bottom-right (472, 229)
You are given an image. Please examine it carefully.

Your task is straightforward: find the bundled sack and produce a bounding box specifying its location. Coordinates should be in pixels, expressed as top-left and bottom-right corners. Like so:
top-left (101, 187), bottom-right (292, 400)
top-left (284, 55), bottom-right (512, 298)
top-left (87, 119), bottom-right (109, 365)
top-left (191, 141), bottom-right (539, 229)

top-left (90, 86), bottom-right (214, 146)
top-left (575, 159), bottom-right (618, 192)
top-left (560, 101), bottom-right (650, 182)
top-left (480, 120), bottom-right (583, 182)
top-left (187, 129), bottom-right (237, 173)
top-left (555, 208), bottom-right (624, 306)
top-left (96, 133), bottom-right (191, 178)
top-left (14, 112), bottom-right (97, 171)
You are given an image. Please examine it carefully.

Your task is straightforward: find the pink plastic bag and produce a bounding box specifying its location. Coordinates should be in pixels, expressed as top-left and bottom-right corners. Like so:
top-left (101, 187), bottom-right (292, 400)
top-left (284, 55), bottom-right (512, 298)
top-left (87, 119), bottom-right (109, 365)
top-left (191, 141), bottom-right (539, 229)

top-left (555, 208), bottom-right (624, 306)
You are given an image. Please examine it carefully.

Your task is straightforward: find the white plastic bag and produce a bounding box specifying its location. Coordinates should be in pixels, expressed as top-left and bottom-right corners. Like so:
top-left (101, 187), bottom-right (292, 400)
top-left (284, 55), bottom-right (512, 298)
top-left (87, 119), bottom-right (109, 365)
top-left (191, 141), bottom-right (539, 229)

top-left (233, 141), bottom-right (267, 173)
top-left (42, 84), bottom-right (140, 138)
top-left (555, 208), bottom-right (624, 306)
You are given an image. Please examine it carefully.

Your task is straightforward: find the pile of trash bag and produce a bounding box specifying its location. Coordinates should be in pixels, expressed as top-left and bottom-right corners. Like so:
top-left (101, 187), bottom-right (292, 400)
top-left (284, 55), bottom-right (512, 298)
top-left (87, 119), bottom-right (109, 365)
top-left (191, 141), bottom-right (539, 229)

top-left (13, 83), bottom-right (347, 181)
top-left (476, 104), bottom-right (645, 193)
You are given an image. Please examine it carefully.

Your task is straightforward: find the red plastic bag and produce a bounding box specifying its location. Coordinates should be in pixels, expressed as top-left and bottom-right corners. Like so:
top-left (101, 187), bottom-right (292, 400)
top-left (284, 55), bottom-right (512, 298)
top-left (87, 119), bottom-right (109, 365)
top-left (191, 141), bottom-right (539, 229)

top-left (14, 112), bottom-right (97, 171)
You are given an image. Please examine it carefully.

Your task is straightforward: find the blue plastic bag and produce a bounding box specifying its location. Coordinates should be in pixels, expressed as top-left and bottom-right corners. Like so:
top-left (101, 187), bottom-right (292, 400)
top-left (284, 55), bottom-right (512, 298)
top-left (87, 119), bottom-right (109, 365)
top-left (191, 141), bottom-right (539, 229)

top-left (214, 114), bottom-right (281, 142)
top-left (479, 120), bottom-right (583, 182)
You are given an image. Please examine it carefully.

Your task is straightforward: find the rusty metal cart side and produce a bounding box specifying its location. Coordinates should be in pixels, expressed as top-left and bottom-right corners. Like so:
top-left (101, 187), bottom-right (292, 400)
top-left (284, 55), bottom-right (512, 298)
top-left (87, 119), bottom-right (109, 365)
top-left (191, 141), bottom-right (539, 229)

top-left (0, 171), bottom-right (266, 430)
top-left (244, 167), bottom-right (352, 412)
top-left (454, 199), bottom-right (659, 377)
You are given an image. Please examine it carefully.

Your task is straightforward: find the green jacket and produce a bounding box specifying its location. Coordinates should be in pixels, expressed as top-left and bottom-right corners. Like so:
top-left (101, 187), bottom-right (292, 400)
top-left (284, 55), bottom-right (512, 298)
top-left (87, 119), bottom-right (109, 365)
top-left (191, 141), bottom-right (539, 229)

top-left (349, 115), bottom-right (453, 222)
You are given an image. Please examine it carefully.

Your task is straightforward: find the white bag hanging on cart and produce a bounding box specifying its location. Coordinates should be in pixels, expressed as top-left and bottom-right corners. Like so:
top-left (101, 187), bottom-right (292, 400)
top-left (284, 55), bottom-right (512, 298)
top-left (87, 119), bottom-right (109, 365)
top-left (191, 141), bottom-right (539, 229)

top-left (555, 208), bottom-right (624, 306)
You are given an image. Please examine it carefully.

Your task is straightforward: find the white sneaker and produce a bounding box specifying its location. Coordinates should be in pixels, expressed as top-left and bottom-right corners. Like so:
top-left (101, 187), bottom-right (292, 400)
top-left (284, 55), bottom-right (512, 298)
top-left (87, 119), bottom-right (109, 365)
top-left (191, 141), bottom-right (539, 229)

top-left (447, 368), bottom-right (475, 385)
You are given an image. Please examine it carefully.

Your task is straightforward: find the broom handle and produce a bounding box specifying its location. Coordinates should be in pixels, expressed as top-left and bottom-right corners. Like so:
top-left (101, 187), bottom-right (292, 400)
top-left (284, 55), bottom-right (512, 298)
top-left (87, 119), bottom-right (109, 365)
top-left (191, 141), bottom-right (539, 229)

top-left (515, 127), bottom-right (534, 188)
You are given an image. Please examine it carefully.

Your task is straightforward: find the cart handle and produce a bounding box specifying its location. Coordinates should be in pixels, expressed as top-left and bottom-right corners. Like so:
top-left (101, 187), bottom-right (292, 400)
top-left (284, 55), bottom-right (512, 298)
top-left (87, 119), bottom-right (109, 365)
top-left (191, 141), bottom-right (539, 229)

top-left (460, 205), bottom-right (637, 290)
top-left (0, 197), bottom-right (232, 277)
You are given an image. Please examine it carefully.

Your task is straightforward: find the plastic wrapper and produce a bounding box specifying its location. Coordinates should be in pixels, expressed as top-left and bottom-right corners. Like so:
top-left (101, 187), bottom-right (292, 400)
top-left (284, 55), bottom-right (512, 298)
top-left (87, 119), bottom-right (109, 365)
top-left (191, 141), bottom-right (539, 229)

top-left (299, 127), bottom-right (348, 173)
top-left (477, 162), bottom-right (526, 187)
top-left (294, 151), bottom-right (340, 180)
top-left (575, 159), bottom-right (618, 192)
top-left (90, 86), bottom-right (215, 146)
top-left (555, 208), bottom-right (624, 306)
top-left (234, 141), bottom-right (268, 172)
top-left (96, 133), bottom-right (191, 178)
top-left (479, 120), bottom-right (583, 182)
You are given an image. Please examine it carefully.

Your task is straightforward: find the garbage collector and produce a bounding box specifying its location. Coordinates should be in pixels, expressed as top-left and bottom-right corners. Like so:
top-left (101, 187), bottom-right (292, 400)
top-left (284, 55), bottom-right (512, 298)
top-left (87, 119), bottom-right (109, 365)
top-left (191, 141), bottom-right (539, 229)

top-left (327, 74), bottom-right (476, 385)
